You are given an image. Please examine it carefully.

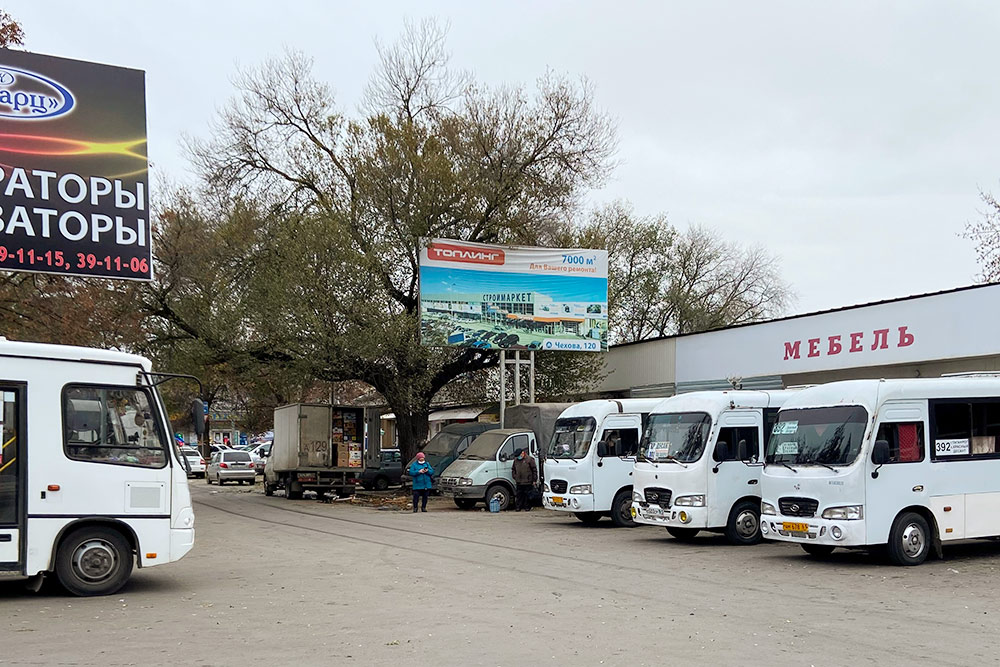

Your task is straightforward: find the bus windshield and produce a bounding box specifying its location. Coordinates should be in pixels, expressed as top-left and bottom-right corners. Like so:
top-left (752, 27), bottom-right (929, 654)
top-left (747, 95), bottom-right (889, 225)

top-left (765, 406), bottom-right (869, 467)
top-left (547, 417), bottom-right (597, 459)
top-left (640, 412), bottom-right (712, 463)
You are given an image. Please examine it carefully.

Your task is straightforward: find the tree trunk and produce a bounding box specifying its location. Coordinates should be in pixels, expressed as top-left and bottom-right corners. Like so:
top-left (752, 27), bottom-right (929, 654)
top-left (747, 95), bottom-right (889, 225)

top-left (394, 409), bottom-right (430, 463)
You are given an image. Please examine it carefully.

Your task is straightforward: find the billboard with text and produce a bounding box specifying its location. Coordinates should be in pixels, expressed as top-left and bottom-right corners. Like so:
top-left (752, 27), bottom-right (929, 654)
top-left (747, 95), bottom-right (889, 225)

top-left (419, 239), bottom-right (609, 352)
top-left (0, 49), bottom-right (150, 280)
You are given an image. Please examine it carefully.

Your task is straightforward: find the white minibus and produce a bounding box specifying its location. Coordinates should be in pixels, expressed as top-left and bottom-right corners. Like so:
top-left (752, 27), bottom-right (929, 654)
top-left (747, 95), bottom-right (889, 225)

top-left (0, 338), bottom-right (196, 595)
top-left (630, 390), bottom-right (793, 543)
top-left (760, 377), bottom-right (1000, 565)
top-left (542, 399), bottom-right (664, 526)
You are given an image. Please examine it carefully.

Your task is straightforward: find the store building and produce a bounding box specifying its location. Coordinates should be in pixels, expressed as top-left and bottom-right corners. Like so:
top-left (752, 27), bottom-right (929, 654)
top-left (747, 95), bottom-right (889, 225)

top-left (598, 283), bottom-right (1000, 397)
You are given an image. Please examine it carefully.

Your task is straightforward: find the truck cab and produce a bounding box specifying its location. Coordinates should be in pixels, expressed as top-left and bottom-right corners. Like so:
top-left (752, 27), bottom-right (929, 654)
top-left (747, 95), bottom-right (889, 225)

top-left (631, 390), bottom-right (793, 544)
top-left (542, 399), bottom-right (664, 526)
top-left (438, 428), bottom-right (540, 511)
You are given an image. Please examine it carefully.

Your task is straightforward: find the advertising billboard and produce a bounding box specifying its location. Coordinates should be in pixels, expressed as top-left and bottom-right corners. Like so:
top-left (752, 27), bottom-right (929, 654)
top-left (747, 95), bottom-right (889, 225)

top-left (0, 50), bottom-right (150, 280)
top-left (419, 239), bottom-right (609, 352)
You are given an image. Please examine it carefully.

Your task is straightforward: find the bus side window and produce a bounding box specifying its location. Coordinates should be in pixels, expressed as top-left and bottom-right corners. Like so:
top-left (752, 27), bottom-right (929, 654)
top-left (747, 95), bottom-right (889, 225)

top-left (875, 422), bottom-right (924, 463)
top-left (717, 427), bottom-right (759, 461)
top-left (63, 385), bottom-right (167, 469)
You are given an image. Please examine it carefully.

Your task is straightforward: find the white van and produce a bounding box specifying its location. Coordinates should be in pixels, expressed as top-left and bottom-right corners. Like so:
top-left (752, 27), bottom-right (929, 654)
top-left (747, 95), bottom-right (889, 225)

top-left (439, 428), bottom-right (541, 510)
top-left (760, 377), bottom-right (1000, 565)
top-left (0, 338), bottom-right (196, 595)
top-left (631, 390), bottom-right (795, 544)
top-left (542, 399), bottom-right (663, 526)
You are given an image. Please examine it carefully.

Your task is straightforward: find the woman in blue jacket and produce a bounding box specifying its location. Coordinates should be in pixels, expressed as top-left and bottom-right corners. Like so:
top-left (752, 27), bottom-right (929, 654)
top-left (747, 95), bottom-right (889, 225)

top-left (409, 452), bottom-right (435, 513)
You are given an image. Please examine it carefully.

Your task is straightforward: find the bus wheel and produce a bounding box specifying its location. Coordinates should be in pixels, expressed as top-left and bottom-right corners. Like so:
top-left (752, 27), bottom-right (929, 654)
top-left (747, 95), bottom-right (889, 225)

top-left (264, 482), bottom-right (274, 496)
top-left (55, 526), bottom-right (133, 597)
top-left (888, 512), bottom-right (930, 566)
top-left (610, 490), bottom-right (636, 527)
top-left (725, 500), bottom-right (762, 545)
top-left (666, 527), bottom-right (699, 541)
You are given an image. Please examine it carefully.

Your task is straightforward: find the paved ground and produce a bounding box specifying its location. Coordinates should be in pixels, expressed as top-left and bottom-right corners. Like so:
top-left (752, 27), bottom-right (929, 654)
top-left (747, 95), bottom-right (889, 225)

top-left (3, 482), bottom-right (1000, 666)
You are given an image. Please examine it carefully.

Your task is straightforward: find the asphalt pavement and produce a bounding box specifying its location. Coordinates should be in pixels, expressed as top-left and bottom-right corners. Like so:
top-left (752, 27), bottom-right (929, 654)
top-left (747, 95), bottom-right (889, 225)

top-left (3, 482), bottom-right (1000, 666)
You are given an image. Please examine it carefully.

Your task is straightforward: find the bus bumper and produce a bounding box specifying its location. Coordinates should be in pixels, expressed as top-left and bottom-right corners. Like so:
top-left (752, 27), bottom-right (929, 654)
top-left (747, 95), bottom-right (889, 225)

top-left (760, 515), bottom-right (866, 547)
top-left (631, 502), bottom-right (709, 528)
top-left (169, 527), bottom-right (195, 562)
top-left (543, 493), bottom-right (597, 512)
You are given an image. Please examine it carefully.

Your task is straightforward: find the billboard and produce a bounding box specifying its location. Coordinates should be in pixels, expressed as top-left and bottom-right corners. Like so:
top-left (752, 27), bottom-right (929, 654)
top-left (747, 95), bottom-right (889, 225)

top-left (0, 50), bottom-right (150, 280)
top-left (419, 239), bottom-right (609, 352)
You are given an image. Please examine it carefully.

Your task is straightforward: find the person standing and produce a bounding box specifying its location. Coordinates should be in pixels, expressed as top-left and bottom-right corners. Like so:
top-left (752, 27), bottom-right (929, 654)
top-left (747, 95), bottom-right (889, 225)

top-left (409, 452), bottom-right (434, 513)
top-left (511, 448), bottom-right (538, 512)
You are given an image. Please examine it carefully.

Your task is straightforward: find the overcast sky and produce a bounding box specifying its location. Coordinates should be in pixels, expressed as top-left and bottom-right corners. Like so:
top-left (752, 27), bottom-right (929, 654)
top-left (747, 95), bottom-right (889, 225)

top-left (7, 1), bottom-right (998, 315)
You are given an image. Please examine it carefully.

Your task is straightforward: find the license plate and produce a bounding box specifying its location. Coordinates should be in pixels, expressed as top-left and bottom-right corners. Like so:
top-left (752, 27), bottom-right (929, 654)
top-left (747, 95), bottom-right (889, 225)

top-left (646, 506), bottom-right (663, 516)
top-left (552, 496), bottom-right (564, 505)
top-left (782, 521), bottom-right (809, 532)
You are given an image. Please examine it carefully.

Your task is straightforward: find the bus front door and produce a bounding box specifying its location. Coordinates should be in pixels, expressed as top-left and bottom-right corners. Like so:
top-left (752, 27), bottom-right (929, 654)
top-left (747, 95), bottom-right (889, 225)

top-left (0, 384), bottom-right (24, 570)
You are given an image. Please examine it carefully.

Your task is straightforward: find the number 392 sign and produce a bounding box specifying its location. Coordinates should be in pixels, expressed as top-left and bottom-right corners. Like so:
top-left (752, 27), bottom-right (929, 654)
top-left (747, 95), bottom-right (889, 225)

top-left (0, 50), bottom-right (151, 280)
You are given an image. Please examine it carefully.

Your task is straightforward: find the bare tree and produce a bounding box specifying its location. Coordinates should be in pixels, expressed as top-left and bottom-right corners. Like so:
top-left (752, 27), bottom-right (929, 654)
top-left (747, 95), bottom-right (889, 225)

top-left (964, 188), bottom-right (1000, 282)
top-left (163, 20), bottom-right (616, 459)
top-left (568, 203), bottom-right (792, 343)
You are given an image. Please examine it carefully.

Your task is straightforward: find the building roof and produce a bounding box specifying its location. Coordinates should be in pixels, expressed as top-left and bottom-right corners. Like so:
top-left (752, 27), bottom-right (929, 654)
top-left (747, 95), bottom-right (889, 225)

top-left (611, 282), bottom-right (999, 350)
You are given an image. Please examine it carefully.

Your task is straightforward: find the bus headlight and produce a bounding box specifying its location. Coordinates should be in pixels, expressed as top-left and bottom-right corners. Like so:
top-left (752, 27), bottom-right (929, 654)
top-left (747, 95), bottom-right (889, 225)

top-left (821, 505), bottom-right (863, 520)
top-left (458, 477), bottom-right (474, 486)
top-left (674, 495), bottom-right (705, 507)
top-left (633, 491), bottom-right (644, 502)
top-left (544, 483), bottom-right (550, 493)
top-left (569, 484), bottom-right (592, 494)
top-left (761, 501), bottom-right (777, 515)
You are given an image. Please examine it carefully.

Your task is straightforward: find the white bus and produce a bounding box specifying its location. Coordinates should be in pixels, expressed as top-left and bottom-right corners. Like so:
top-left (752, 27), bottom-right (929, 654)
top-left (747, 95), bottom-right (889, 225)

top-left (542, 399), bottom-right (664, 526)
top-left (760, 377), bottom-right (1000, 565)
top-left (0, 338), bottom-right (197, 595)
top-left (630, 390), bottom-right (794, 544)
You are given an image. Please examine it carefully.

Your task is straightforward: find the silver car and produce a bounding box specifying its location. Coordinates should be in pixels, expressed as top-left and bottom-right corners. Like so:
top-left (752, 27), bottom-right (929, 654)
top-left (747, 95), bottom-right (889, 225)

top-left (207, 450), bottom-right (256, 485)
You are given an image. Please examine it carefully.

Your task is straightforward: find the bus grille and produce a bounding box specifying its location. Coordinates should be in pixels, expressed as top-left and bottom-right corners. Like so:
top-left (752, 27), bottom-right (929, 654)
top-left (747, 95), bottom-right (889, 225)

top-left (550, 480), bottom-right (568, 494)
top-left (779, 497), bottom-right (818, 517)
top-left (644, 487), bottom-right (672, 507)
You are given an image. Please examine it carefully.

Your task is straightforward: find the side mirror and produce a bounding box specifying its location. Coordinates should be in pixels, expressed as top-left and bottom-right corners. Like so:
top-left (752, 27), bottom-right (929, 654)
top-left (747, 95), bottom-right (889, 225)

top-left (737, 439), bottom-right (749, 461)
top-left (713, 441), bottom-right (730, 462)
top-left (872, 440), bottom-right (891, 465)
top-left (596, 441), bottom-right (608, 458)
top-left (191, 399), bottom-right (206, 436)
top-left (498, 452), bottom-right (509, 462)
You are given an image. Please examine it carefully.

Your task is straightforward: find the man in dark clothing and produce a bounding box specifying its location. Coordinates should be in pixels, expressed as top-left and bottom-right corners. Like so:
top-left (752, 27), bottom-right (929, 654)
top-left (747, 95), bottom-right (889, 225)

top-left (511, 448), bottom-right (538, 512)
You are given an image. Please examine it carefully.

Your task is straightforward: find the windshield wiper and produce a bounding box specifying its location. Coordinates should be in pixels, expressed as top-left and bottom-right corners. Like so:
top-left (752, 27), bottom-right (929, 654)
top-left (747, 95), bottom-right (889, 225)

top-left (658, 456), bottom-right (688, 468)
top-left (806, 460), bottom-right (837, 472)
top-left (775, 460), bottom-right (798, 473)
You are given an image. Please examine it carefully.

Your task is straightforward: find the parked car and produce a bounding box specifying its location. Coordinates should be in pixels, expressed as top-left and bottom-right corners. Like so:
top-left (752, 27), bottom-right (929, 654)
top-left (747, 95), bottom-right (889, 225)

top-left (248, 441), bottom-right (272, 475)
top-left (360, 449), bottom-right (403, 490)
top-left (180, 446), bottom-right (205, 478)
top-left (206, 450), bottom-right (256, 485)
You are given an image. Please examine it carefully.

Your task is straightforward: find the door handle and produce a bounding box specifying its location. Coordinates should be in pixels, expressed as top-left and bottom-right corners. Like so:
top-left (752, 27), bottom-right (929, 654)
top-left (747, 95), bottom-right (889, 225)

top-left (0, 534), bottom-right (11, 542)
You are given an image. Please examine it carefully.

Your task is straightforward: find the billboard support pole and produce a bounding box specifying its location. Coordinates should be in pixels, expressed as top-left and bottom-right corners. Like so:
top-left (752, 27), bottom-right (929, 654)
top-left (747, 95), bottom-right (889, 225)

top-left (514, 350), bottom-right (521, 406)
top-left (499, 350), bottom-right (506, 428)
top-left (529, 351), bottom-right (536, 403)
